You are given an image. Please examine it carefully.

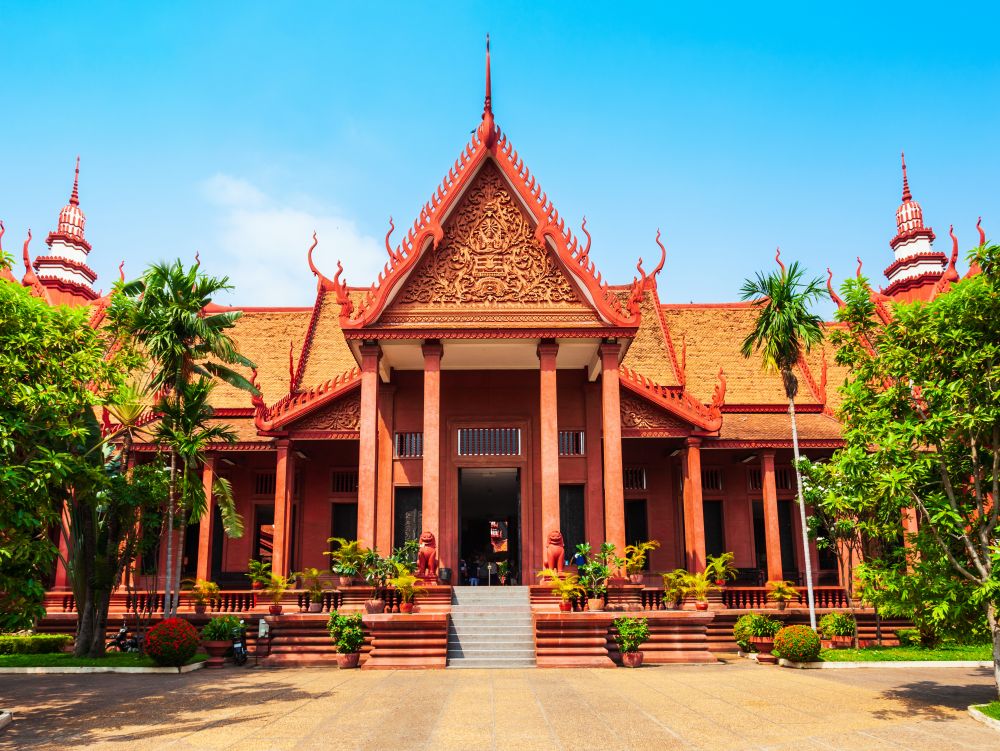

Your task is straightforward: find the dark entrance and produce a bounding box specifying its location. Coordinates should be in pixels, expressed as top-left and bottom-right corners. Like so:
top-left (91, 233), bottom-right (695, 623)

top-left (458, 468), bottom-right (520, 585)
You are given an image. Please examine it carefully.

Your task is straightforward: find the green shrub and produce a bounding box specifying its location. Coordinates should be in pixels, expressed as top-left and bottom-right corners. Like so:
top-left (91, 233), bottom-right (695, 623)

top-left (201, 615), bottom-right (241, 642)
top-left (0, 634), bottom-right (73, 655)
top-left (773, 625), bottom-right (821, 662)
top-left (894, 628), bottom-right (920, 647)
top-left (612, 616), bottom-right (649, 654)
top-left (818, 612), bottom-right (856, 638)
top-left (145, 618), bottom-right (199, 667)
top-left (733, 613), bottom-right (781, 651)
top-left (327, 611), bottom-right (364, 654)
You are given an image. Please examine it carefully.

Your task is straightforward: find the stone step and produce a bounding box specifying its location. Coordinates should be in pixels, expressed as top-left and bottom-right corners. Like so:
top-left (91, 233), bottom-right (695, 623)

top-left (448, 648), bottom-right (535, 659)
top-left (447, 631), bottom-right (534, 641)
top-left (446, 657), bottom-right (537, 668)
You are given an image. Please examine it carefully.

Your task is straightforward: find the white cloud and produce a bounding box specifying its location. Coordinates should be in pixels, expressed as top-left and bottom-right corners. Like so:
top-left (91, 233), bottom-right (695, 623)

top-left (199, 174), bottom-right (382, 306)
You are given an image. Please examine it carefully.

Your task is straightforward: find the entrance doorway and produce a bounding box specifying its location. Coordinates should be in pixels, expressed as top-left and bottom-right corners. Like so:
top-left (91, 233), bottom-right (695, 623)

top-left (458, 468), bottom-right (520, 585)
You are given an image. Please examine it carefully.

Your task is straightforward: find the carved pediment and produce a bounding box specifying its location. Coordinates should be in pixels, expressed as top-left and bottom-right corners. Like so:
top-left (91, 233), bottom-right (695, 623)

top-left (621, 393), bottom-right (690, 434)
top-left (290, 392), bottom-right (360, 432)
top-left (379, 161), bottom-right (602, 327)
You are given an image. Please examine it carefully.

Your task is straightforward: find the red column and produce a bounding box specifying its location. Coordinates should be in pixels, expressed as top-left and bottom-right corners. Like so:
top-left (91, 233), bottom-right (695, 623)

top-left (52, 502), bottom-right (72, 590)
top-left (599, 342), bottom-right (626, 555)
top-left (272, 440), bottom-right (296, 577)
top-left (584, 382), bottom-right (605, 545)
top-left (421, 340), bottom-right (443, 556)
top-left (760, 451), bottom-right (783, 583)
top-left (196, 455), bottom-right (217, 582)
top-left (538, 339), bottom-right (560, 560)
top-left (357, 342), bottom-right (382, 550)
top-left (682, 437), bottom-right (706, 571)
top-left (375, 385), bottom-right (396, 555)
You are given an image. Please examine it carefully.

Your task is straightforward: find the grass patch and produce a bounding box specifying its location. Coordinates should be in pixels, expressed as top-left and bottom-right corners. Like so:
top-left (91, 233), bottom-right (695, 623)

top-left (977, 701), bottom-right (1000, 721)
top-left (820, 644), bottom-right (992, 662)
top-left (0, 652), bottom-right (207, 668)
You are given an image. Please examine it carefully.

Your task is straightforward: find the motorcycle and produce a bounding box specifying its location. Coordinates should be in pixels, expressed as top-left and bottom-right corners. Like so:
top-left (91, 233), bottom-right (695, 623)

top-left (106, 620), bottom-right (141, 653)
top-left (231, 619), bottom-right (248, 666)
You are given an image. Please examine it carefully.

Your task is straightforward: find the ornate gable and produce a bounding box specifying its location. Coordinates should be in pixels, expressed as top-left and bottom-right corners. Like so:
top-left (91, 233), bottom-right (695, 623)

top-left (376, 161), bottom-right (602, 328)
top-left (620, 392), bottom-right (691, 437)
top-left (292, 392), bottom-right (360, 434)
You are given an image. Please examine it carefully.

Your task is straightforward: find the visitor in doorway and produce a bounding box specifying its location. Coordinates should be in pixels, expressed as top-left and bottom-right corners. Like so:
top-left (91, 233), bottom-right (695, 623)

top-left (486, 560), bottom-right (498, 586)
top-left (459, 559), bottom-right (469, 585)
top-left (468, 556), bottom-right (480, 586)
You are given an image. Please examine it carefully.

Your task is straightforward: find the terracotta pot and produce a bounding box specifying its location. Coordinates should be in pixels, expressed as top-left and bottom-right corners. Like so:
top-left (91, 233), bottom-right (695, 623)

top-left (251, 580), bottom-right (262, 590)
top-left (695, 601), bottom-right (709, 611)
top-left (629, 574), bottom-right (644, 585)
top-left (750, 636), bottom-right (776, 664)
top-left (558, 600), bottom-right (573, 612)
top-left (202, 640), bottom-right (229, 669)
top-left (715, 579), bottom-right (726, 587)
top-left (775, 600), bottom-right (788, 611)
top-left (336, 652), bottom-right (360, 669)
top-left (269, 604), bottom-right (283, 615)
top-left (193, 603), bottom-right (207, 615)
top-left (621, 651), bottom-right (644, 668)
top-left (338, 576), bottom-right (352, 588)
top-left (400, 602), bottom-right (414, 614)
top-left (364, 599), bottom-right (385, 614)
top-left (307, 602), bottom-right (323, 613)
top-left (587, 597), bottom-right (604, 612)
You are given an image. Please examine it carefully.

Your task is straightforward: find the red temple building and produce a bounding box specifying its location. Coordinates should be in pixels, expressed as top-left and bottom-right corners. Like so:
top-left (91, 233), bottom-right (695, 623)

top-left (8, 50), bottom-right (977, 605)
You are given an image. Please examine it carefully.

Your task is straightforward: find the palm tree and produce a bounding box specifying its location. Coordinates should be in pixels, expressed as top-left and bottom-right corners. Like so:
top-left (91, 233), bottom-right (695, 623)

top-left (109, 260), bottom-right (257, 616)
top-left (740, 257), bottom-right (824, 630)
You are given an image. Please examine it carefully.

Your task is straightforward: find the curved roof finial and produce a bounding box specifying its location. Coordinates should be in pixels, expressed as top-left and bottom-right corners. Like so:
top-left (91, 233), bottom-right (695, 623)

top-left (22, 229), bottom-right (32, 271)
top-left (477, 35), bottom-right (496, 147)
top-left (977, 216), bottom-right (985, 246)
top-left (775, 246), bottom-right (786, 275)
top-left (385, 216), bottom-right (395, 259)
top-left (826, 267), bottom-right (845, 308)
top-left (484, 34), bottom-right (492, 117)
top-left (0, 219), bottom-right (4, 252)
top-left (70, 156), bottom-right (80, 207)
top-left (900, 151), bottom-right (912, 202)
top-left (856, 256), bottom-right (864, 279)
top-left (652, 229), bottom-right (666, 277)
top-left (118, 261), bottom-right (125, 282)
top-left (580, 216), bottom-right (591, 258)
top-left (945, 225), bottom-right (960, 279)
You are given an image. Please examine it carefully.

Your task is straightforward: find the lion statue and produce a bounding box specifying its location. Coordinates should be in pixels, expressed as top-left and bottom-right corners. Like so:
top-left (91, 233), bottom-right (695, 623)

top-left (544, 530), bottom-right (565, 572)
top-left (416, 531), bottom-right (438, 578)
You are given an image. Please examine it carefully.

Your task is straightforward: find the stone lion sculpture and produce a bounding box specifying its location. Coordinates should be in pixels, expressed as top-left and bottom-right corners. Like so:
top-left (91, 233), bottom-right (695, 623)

top-left (544, 531), bottom-right (565, 572)
top-left (416, 531), bottom-right (438, 578)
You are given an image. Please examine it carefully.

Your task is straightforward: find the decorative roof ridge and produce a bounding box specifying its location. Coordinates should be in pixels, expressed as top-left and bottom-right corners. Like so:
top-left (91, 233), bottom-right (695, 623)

top-left (252, 365), bottom-right (361, 431)
top-left (618, 364), bottom-right (723, 432)
top-left (20, 230), bottom-right (51, 303)
top-left (292, 272), bottom-right (329, 392)
top-left (795, 352), bottom-right (824, 405)
top-left (659, 301), bottom-right (758, 310)
top-left (635, 236), bottom-right (684, 385)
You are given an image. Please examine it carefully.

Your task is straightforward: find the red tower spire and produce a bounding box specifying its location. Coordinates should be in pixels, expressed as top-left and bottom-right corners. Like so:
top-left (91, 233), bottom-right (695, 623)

top-left (476, 35), bottom-right (496, 147)
top-left (484, 34), bottom-right (492, 117)
top-left (900, 151), bottom-right (911, 202)
top-left (70, 155), bottom-right (80, 207)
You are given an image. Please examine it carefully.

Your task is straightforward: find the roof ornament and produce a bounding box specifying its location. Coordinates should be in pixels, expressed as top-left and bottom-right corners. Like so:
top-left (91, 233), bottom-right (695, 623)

top-left (384, 217), bottom-right (398, 261)
top-left (579, 217), bottom-right (591, 260)
top-left (306, 231), bottom-right (337, 293)
top-left (118, 261), bottom-right (125, 282)
top-left (826, 268), bottom-right (845, 308)
top-left (289, 340), bottom-right (297, 391)
top-left (900, 151), bottom-right (912, 202)
top-left (680, 337), bottom-right (687, 388)
top-left (944, 225), bottom-right (960, 280)
top-left (70, 156), bottom-right (81, 207)
top-left (194, 250), bottom-right (200, 268)
top-left (819, 351), bottom-right (829, 404)
top-left (856, 256), bottom-right (864, 279)
top-left (775, 246), bottom-right (786, 276)
top-left (476, 34), bottom-right (497, 148)
top-left (652, 229), bottom-right (667, 277)
top-left (331, 260), bottom-right (355, 317)
top-left (711, 367), bottom-right (727, 413)
top-left (977, 216), bottom-right (985, 246)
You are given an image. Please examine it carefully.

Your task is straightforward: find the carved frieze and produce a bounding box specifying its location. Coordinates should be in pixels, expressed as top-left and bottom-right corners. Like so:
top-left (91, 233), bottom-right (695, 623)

top-left (620, 393), bottom-right (688, 432)
top-left (292, 392), bottom-right (361, 432)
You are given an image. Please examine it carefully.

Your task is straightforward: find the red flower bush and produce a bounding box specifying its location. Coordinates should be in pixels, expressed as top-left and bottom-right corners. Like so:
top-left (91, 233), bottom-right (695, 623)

top-left (145, 618), bottom-right (199, 666)
top-left (773, 625), bottom-right (821, 663)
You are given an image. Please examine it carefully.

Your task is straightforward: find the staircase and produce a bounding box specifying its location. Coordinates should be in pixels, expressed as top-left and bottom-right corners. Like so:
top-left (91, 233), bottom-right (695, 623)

top-left (447, 586), bottom-right (536, 668)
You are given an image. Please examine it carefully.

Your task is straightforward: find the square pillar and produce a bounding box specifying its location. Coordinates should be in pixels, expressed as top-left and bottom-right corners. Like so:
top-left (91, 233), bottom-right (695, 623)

top-left (538, 339), bottom-right (560, 559)
top-left (760, 451), bottom-right (783, 583)
top-left (421, 340), bottom-right (443, 552)
top-left (375, 385), bottom-right (396, 555)
top-left (272, 440), bottom-right (296, 577)
top-left (196, 455), bottom-right (217, 582)
top-left (584, 383), bottom-right (605, 546)
top-left (682, 437), bottom-right (706, 571)
top-left (357, 341), bottom-right (382, 550)
top-left (599, 342), bottom-right (626, 555)
top-left (52, 502), bottom-right (72, 590)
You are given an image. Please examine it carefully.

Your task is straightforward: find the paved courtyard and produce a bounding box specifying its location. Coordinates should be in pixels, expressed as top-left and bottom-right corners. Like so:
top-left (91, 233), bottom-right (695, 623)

top-left (0, 661), bottom-right (996, 750)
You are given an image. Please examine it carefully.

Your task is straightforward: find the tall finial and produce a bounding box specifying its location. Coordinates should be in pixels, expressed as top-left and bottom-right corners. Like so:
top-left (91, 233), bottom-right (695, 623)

top-left (900, 151), bottom-right (911, 202)
top-left (70, 156), bottom-right (80, 206)
top-left (484, 34), bottom-right (492, 117)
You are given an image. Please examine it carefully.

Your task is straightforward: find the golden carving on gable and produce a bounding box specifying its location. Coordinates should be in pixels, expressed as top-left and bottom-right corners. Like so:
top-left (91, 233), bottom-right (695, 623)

top-left (293, 393), bottom-right (360, 432)
top-left (395, 161), bottom-right (585, 310)
top-left (620, 393), bottom-right (686, 431)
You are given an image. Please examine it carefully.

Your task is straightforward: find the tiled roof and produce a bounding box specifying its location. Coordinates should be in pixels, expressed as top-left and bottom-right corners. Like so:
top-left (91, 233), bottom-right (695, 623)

top-left (716, 411), bottom-right (842, 441)
top-left (621, 290), bottom-right (681, 387)
top-left (292, 291), bottom-right (360, 394)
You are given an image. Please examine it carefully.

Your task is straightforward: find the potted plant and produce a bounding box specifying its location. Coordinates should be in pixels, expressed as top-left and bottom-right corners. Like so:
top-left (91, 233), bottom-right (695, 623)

top-left (327, 611), bottom-right (364, 668)
top-left (746, 613), bottom-right (782, 664)
top-left (297, 567), bottom-right (326, 613)
top-left (325, 538), bottom-right (368, 588)
top-left (201, 615), bottom-right (240, 668)
top-left (575, 542), bottom-right (611, 611)
top-left (818, 612), bottom-right (856, 648)
top-left (705, 552), bottom-right (738, 587)
top-left (766, 580), bottom-right (798, 611)
top-left (612, 616), bottom-right (650, 667)
top-left (388, 570), bottom-right (426, 613)
top-left (661, 569), bottom-right (688, 610)
top-left (247, 559), bottom-right (271, 591)
top-left (497, 560), bottom-right (511, 585)
top-left (683, 570), bottom-right (719, 610)
top-left (183, 578), bottom-right (219, 615)
top-left (264, 574), bottom-right (289, 615)
top-left (624, 540), bottom-right (660, 584)
top-left (537, 568), bottom-right (586, 612)
top-left (361, 549), bottom-right (393, 613)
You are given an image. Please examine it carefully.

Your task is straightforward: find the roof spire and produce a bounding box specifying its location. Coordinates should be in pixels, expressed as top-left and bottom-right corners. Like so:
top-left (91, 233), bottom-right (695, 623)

top-left (900, 151), bottom-right (911, 202)
top-left (70, 155), bottom-right (80, 206)
top-left (484, 34), bottom-right (492, 117)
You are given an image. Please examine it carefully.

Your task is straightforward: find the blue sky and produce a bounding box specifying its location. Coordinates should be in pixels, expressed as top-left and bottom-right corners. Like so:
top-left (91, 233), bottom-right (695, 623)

top-left (2, 2), bottom-right (997, 314)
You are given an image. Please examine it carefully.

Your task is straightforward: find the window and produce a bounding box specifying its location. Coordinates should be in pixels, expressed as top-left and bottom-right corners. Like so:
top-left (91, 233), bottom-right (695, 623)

top-left (623, 467), bottom-right (646, 491)
top-left (558, 430), bottom-right (585, 456)
top-left (331, 470), bottom-right (359, 495)
top-left (776, 468), bottom-right (792, 491)
top-left (254, 472), bottom-right (276, 497)
top-left (330, 503), bottom-right (358, 546)
top-left (457, 428), bottom-right (521, 456)
top-left (747, 467), bottom-right (763, 491)
top-left (394, 432), bottom-right (423, 458)
top-left (702, 468), bottom-right (724, 493)
top-left (625, 500), bottom-right (650, 570)
top-left (702, 500), bottom-right (725, 559)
